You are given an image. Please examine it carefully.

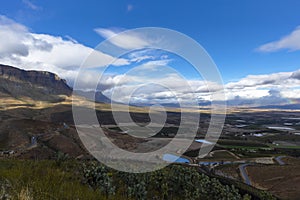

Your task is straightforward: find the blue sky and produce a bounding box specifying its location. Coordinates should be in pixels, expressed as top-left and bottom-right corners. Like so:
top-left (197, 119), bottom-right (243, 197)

top-left (1, 0), bottom-right (300, 105)
top-left (2, 0), bottom-right (300, 80)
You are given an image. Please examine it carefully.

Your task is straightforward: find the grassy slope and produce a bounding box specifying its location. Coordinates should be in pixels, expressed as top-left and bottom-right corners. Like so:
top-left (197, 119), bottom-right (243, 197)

top-left (0, 160), bottom-right (106, 200)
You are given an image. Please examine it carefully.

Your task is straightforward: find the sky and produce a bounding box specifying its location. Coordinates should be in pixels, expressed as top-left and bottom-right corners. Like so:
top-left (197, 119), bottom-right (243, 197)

top-left (1, 0), bottom-right (300, 106)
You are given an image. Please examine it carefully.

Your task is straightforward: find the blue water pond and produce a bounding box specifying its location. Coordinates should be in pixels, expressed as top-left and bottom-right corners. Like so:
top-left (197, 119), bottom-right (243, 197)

top-left (162, 153), bottom-right (190, 163)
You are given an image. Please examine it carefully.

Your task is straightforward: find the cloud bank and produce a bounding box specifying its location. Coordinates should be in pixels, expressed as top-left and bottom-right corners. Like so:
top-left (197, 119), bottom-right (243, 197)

top-left (1, 16), bottom-right (300, 107)
top-left (0, 15), bottom-right (129, 86)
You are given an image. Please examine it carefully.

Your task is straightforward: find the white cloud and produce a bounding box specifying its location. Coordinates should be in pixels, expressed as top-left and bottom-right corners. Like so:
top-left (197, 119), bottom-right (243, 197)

top-left (127, 49), bottom-right (155, 63)
top-left (1, 15), bottom-right (300, 106)
top-left (100, 68), bottom-right (300, 106)
top-left (225, 71), bottom-right (292, 89)
top-left (127, 4), bottom-right (134, 12)
top-left (222, 70), bottom-right (300, 106)
top-left (22, 0), bottom-right (41, 11)
top-left (25, 33), bottom-right (129, 68)
top-left (257, 26), bottom-right (300, 52)
top-left (0, 16), bottom-right (30, 57)
top-left (0, 15), bottom-right (130, 86)
top-left (132, 59), bottom-right (172, 72)
top-left (126, 49), bottom-right (170, 64)
top-left (99, 64), bottom-right (223, 104)
top-left (64, 35), bottom-right (78, 44)
top-left (94, 28), bottom-right (150, 49)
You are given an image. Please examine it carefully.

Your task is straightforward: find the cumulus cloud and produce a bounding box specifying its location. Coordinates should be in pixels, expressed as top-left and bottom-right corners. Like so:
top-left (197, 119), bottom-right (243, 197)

top-left (99, 67), bottom-right (300, 106)
top-left (0, 15), bottom-right (130, 86)
top-left (24, 33), bottom-right (128, 68)
top-left (0, 16), bottom-right (30, 57)
top-left (226, 71), bottom-right (292, 89)
top-left (257, 26), bottom-right (300, 52)
top-left (222, 70), bottom-right (300, 106)
top-left (290, 69), bottom-right (300, 80)
top-left (99, 62), bottom-right (224, 104)
top-left (226, 89), bottom-right (289, 106)
top-left (1, 15), bottom-right (300, 107)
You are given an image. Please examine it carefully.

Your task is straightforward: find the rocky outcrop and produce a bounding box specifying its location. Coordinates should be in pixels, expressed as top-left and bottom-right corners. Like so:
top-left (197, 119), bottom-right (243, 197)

top-left (0, 64), bottom-right (72, 102)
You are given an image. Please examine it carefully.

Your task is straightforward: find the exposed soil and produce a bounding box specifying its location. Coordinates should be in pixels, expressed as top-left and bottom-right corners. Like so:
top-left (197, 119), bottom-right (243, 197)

top-left (247, 161), bottom-right (300, 200)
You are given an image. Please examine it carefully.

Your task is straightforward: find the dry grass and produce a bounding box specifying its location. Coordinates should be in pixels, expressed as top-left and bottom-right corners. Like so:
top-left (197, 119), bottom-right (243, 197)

top-left (18, 187), bottom-right (32, 200)
top-left (0, 94), bottom-right (216, 114)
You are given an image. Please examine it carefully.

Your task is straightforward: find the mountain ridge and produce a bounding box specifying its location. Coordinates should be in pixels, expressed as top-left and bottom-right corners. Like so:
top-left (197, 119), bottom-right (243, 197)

top-left (0, 64), bottom-right (72, 94)
top-left (0, 64), bottom-right (72, 102)
top-left (0, 64), bottom-right (114, 104)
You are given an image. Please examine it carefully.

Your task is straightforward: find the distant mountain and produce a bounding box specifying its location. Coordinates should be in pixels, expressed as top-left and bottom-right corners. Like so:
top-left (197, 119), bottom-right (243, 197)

top-left (0, 64), bottom-right (72, 102)
top-left (4, 64), bottom-right (300, 110)
top-left (255, 104), bottom-right (300, 110)
top-left (131, 101), bottom-right (211, 108)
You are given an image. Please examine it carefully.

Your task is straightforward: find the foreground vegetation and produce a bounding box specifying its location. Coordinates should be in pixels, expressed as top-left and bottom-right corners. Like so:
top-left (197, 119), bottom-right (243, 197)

top-left (0, 159), bottom-right (104, 199)
top-left (0, 159), bottom-right (277, 200)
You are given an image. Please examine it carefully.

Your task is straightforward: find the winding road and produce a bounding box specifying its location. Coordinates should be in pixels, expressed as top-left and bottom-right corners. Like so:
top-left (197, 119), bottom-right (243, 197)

top-left (239, 164), bottom-right (251, 185)
top-left (275, 156), bottom-right (286, 165)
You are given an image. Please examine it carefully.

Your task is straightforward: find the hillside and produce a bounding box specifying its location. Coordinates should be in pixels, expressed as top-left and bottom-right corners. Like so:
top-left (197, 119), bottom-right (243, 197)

top-left (0, 64), bottom-right (72, 103)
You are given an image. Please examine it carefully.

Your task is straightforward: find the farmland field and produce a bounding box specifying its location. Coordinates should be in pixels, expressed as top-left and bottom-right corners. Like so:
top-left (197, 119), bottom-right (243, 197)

top-left (246, 160), bottom-right (300, 200)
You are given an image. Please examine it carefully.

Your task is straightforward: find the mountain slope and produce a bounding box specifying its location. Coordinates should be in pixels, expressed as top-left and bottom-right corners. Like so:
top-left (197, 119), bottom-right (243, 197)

top-left (74, 90), bottom-right (113, 104)
top-left (0, 64), bottom-right (72, 103)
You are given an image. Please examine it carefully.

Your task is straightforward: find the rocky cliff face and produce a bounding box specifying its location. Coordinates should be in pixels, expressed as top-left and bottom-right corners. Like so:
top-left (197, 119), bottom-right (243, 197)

top-left (0, 64), bottom-right (72, 102)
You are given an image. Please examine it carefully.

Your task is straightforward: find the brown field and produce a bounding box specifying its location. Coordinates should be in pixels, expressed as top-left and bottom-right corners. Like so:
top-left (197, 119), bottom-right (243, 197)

top-left (246, 158), bottom-right (300, 200)
top-left (215, 164), bottom-right (241, 181)
top-left (2, 94), bottom-right (300, 200)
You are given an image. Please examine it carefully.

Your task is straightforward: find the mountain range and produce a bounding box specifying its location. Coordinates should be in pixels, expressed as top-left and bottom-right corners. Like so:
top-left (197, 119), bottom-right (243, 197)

top-left (1, 64), bottom-right (300, 109)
